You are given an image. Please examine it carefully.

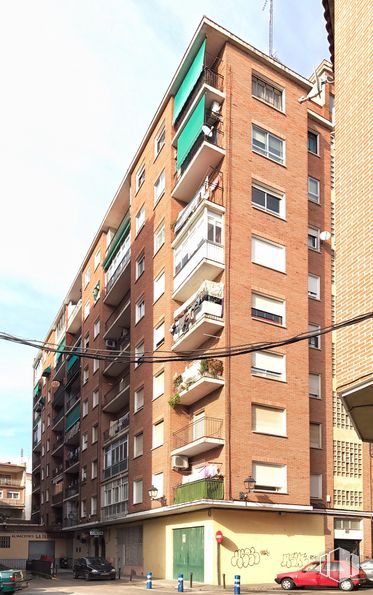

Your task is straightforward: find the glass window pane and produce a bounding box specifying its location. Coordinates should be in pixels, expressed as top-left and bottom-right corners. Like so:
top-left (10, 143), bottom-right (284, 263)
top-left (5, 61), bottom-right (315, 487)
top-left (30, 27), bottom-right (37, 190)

top-left (252, 187), bottom-right (266, 207)
top-left (267, 193), bottom-right (280, 214)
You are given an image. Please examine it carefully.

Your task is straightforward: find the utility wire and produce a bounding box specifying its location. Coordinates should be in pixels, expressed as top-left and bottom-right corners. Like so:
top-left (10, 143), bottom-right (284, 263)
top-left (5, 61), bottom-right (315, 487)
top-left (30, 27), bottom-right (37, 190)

top-left (0, 311), bottom-right (372, 366)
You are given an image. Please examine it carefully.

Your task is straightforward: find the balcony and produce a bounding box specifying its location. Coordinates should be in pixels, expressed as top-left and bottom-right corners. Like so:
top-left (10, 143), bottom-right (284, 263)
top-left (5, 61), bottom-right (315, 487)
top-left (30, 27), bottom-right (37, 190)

top-left (54, 357), bottom-right (66, 382)
top-left (104, 248), bottom-right (131, 307)
top-left (172, 126), bottom-right (225, 202)
top-left (53, 463), bottom-right (64, 477)
top-left (65, 393), bottom-right (80, 414)
top-left (66, 300), bottom-right (82, 335)
top-left (103, 377), bottom-right (130, 413)
top-left (171, 416), bottom-right (224, 457)
top-left (52, 492), bottom-right (63, 506)
top-left (64, 421), bottom-right (80, 446)
top-left (52, 409), bottom-right (64, 431)
top-left (103, 459), bottom-right (128, 480)
top-left (65, 449), bottom-right (80, 471)
top-left (174, 478), bottom-right (224, 504)
top-left (173, 240), bottom-right (224, 302)
top-left (32, 436), bottom-right (42, 453)
top-left (173, 67), bottom-right (224, 131)
top-left (102, 501), bottom-right (128, 521)
top-left (340, 377), bottom-right (373, 442)
top-left (66, 355), bottom-right (80, 383)
top-left (53, 383), bottom-right (65, 407)
top-left (104, 291), bottom-right (131, 341)
top-left (103, 340), bottom-right (131, 378)
top-left (51, 433), bottom-right (64, 456)
top-left (63, 514), bottom-right (78, 528)
top-left (0, 497), bottom-right (24, 508)
top-left (104, 412), bottom-right (130, 443)
top-left (64, 485), bottom-right (79, 500)
top-left (171, 282), bottom-right (224, 352)
top-left (0, 477), bottom-right (23, 487)
top-left (173, 359), bottom-right (224, 406)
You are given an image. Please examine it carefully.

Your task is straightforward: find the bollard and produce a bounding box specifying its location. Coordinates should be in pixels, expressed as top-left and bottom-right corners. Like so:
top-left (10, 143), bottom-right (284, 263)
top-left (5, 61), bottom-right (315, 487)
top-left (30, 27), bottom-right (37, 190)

top-left (223, 573), bottom-right (226, 589)
top-left (146, 571), bottom-right (153, 589)
top-left (234, 575), bottom-right (240, 595)
top-left (190, 572), bottom-right (193, 588)
top-left (178, 573), bottom-right (184, 592)
top-left (118, 567), bottom-right (121, 580)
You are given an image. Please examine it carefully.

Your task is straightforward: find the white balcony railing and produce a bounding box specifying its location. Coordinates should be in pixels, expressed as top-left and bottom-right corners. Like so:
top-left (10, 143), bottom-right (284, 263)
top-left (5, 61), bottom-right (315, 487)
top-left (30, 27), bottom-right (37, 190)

top-left (174, 240), bottom-right (224, 294)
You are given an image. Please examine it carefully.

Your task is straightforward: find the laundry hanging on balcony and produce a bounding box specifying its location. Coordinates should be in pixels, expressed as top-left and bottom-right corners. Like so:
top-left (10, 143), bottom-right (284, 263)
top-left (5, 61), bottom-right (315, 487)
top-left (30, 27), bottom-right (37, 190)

top-left (173, 38), bottom-right (206, 123)
top-left (176, 95), bottom-right (206, 170)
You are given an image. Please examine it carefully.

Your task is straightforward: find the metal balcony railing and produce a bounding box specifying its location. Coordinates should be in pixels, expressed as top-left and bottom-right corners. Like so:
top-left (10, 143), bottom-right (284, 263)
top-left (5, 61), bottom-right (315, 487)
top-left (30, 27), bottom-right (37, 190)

top-left (173, 127), bottom-right (224, 190)
top-left (65, 393), bottom-right (80, 412)
top-left (53, 463), bottom-right (64, 477)
top-left (174, 478), bottom-right (224, 504)
top-left (103, 377), bottom-right (130, 407)
top-left (105, 291), bottom-right (131, 332)
top-left (65, 449), bottom-right (80, 469)
top-left (63, 515), bottom-right (78, 527)
top-left (101, 501), bottom-right (128, 520)
top-left (0, 478), bottom-right (22, 487)
top-left (172, 416), bottom-right (223, 450)
top-left (64, 485), bottom-right (79, 499)
top-left (106, 249), bottom-right (131, 295)
top-left (65, 422), bottom-right (80, 443)
top-left (174, 67), bottom-right (224, 130)
top-left (103, 459), bottom-right (128, 480)
top-left (103, 413), bottom-right (130, 442)
top-left (174, 170), bottom-right (223, 235)
top-left (52, 409), bottom-right (64, 427)
top-left (52, 492), bottom-right (63, 504)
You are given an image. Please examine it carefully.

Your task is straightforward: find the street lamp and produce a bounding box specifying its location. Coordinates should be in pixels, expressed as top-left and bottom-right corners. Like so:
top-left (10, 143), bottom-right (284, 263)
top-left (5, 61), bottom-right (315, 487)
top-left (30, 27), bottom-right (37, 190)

top-left (240, 475), bottom-right (256, 500)
top-left (148, 485), bottom-right (167, 506)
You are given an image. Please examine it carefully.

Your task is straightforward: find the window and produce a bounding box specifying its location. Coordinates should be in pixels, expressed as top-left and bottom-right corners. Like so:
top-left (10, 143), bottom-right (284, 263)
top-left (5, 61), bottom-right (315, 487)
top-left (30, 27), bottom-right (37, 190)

top-left (81, 500), bottom-right (87, 518)
top-left (47, 415), bottom-right (50, 427)
top-left (82, 433), bottom-right (88, 451)
top-left (174, 211), bottom-right (223, 275)
top-left (154, 270), bottom-right (165, 302)
top-left (134, 386), bottom-right (144, 412)
top-left (94, 249), bottom-right (101, 270)
top-left (308, 274), bottom-right (320, 299)
top-left (308, 176), bottom-right (320, 203)
top-left (134, 433), bottom-right (143, 458)
top-left (154, 124), bottom-right (165, 157)
top-left (0, 536), bottom-right (10, 548)
top-left (92, 389), bottom-right (99, 408)
top-left (310, 422), bottom-right (322, 448)
top-left (84, 267), bottom-right (91, 288)
top-left (8, 491), bottom-right (20, 499)
top-left (93, 319), bottom-right (100, 338)
top-left (252, 125), bottom-right (284, 164)
top-left (81, 466), bottom-right (87, 482)
top-left (83, 366), bottom-right (89, 384)
top-left (310, 474), bottom-right (323, 499)
top-left (153, 371), bottom-right (165, 400)
top-left (133, 479), bottom-right (143, 504)
top-left (252, 184), bottom-right (285, 218)
top-left (84, 333), bottom-right (90, 350)
top-left (153, 420), bottom-right (164, 448)
top-left (84, 301), bottom-right (90, 320)
top-left (46, 439), bottom-right (50, 452)
top-left (154, 321), bottom-right (165, 350)
top-left (135, 341), bottom-right (144, 367)
top-left (252, 75), bottom-right (283, 110)
top-left (253, 462), bottom-right (287, 492)
top-left (93, 359), bottom-right (100, 374)
top-left (45, 489), bottom-right (49, 502)
top-left (309, 324), bottom-right (321, 349)
top-left (136, 253), bottom-right (145, 279)
top-left (154, 170), bottom-right (165, 206)
top-left (136, 296), bottom-right (145, 323)
top-left (82, 400), bottom-right (88, 417)
top-left (207, 212), bottom-right (222, 244)
top-left (308, 227), bottom-right (320, 251)
top-left (136, 205), bottom-right (145, 235)
top-left (91, 496), bottom-right (97, 516)
top-left (251, 351), bottom-right (285, 381)
top-left (92, 425), bottom-right (98, 444)
top-left (154, 222), bottom-right (165, 254)
top-left (252, 293), bottom-right (284, 325)
top-left (252, 405), bottom-right (286, 436)
top-left (91, 460), bottom-right (98, 479)
top-left (252, 236), bottom-right (286, 272)
top-left (309, 373), bottom-right (321, 399)
top-left (152, 472), bottom-right (164, 498)
top-left (308, 130), bottom-right (319, 155)
top-left (46, 464), bottom-right (49, 477)
top-left (136, 163), bottom-right (145, 192)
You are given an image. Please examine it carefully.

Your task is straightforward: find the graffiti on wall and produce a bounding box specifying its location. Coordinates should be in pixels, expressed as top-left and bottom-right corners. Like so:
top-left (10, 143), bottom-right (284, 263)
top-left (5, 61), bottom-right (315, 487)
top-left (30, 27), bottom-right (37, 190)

top-left (231, 547), bottom-right (261, 568)
top-left (281, 552), bottom-right (317, 568)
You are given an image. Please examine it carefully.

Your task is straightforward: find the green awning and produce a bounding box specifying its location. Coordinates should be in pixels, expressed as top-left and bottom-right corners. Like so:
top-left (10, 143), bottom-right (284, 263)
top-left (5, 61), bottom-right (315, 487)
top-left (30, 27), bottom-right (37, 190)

top-left (55, 338), bottom-right (66, 366)
top-left (176, 95), bottom-right (205, 169)
top-left (103, 214), bottom-right (131, 272)
top-left (42, 366), bottom-right (51, 377)
top-left (33, 383), bottom-right (41, 397)
top-left (67, 354), bottom-right (79, 371)
top-left (65, 403), bottom-right (80, 431)
top-left (173, 39), bottom-right (206, 123)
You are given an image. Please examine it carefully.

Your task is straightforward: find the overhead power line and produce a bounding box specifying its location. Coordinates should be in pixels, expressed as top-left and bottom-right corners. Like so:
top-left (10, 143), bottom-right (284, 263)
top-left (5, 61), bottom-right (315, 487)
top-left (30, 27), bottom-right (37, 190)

top-left (0, 311), bottom-right (372, 366)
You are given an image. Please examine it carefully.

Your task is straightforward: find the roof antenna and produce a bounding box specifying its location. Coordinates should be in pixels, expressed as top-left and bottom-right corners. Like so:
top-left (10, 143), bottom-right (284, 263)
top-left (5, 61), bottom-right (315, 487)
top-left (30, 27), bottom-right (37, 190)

top-left (263, 0), bottom-right (275, 58)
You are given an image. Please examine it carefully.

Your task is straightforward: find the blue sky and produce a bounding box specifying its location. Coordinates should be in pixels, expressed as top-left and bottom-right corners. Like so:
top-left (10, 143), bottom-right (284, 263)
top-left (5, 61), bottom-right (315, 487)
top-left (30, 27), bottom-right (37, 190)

top-left (0, 0), bottom-right (329, 463)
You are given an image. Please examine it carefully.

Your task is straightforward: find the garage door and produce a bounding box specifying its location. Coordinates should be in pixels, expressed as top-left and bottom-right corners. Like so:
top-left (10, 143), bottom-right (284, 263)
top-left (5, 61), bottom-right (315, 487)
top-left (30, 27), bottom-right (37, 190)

top-left (28, 541), bottom-right (55, 560)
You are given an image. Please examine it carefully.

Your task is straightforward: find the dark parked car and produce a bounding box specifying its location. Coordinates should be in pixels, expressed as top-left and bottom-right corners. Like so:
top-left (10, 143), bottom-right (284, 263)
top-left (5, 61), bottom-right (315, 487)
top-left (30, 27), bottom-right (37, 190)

top-left (360, 559), bottom-right (373, 583)
top-left (0, 564), bottom-right (28, 592)
top-left (73, 557), bottom-right (116, 581)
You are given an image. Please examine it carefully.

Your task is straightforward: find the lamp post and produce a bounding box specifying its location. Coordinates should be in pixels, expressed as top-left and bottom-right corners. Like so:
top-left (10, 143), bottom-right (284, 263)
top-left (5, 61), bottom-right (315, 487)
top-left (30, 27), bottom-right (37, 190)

top-left (148, 485), bottom-right (167, 506)
top-left (239, 475), bottom-right (256, 501)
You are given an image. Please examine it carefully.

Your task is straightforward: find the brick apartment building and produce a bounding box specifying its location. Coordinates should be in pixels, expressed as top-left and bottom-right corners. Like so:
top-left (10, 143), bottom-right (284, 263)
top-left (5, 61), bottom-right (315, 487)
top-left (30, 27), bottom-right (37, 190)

top-left (30, 17), bottom-right (371, 583)
top-left (0, 462), bottom-right (30, 521)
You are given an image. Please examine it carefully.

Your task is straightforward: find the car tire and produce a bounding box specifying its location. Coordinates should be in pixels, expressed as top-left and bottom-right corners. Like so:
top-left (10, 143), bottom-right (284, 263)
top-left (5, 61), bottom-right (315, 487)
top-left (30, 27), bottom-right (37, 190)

top-left (73, 571), bottom-right (79, 579)
top-left (339, 579), bottom-right (355, 591)
top-left (281, 578), bottom-right (296, 590)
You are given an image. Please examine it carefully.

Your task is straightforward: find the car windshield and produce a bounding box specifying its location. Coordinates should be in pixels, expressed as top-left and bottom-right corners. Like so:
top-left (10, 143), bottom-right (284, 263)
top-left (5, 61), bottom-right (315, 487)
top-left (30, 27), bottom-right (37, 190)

top-left (86, 558), bottom-right (107, 565)
top-left (303, 562), bottom-right (321, 572)
top-left (0, 564), bottom-right (11, 571)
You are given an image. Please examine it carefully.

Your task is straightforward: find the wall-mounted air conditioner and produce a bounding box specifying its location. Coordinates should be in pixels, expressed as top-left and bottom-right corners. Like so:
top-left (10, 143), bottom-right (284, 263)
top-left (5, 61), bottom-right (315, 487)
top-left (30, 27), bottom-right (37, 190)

top-left (172, 455), bottom-right (189, 470)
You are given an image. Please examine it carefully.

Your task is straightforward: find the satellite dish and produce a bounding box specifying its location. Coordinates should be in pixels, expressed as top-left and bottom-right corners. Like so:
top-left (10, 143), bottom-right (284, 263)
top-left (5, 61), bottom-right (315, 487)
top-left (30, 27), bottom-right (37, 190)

top-left (202, 125), bottom-right (213, 137)
top-left (320, 231), bottom-right (331, 241)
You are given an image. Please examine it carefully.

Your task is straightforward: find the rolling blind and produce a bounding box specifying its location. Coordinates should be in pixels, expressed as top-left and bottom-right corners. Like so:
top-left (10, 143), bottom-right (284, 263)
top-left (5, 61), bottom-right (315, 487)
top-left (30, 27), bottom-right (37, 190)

top-left (252, 236), bottom-right (285, 272)
top-left (252, 405), bottom-right (284, 434)
top-left (252, 293), bottom-right (283, 316)
top-left (252, 351), bottom-right (284, 374)
top-left (253, 462), bottom-right (285, 488)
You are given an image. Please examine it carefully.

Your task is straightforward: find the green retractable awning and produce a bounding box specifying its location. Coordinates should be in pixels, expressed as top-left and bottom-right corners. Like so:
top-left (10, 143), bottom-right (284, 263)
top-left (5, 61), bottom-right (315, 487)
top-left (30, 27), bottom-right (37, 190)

top-left (55, 338), bottom-right (66, 366)
top-left (42, 365), bottom-right (51, 377)
top-left (173, 39), bottom-right (206, 123)
top-left (103, 215), bottom-right (131, 272)
top-left (33, 383), bottom-right (41, 397)
top-left (67, 354), bottom-right (78, 371)
top-left (176, 95), bottom-right (205, 169)
top-left (65, 403), bottom-right (80, 431)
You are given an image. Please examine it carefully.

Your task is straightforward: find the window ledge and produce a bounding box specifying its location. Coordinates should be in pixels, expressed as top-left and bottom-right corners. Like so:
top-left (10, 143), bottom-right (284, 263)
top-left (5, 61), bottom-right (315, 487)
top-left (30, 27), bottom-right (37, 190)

top-left (252, 431), bottom-right (287, 439)
top-left (252, 148), bottom-right (286, 168)
top-left (252, 203), bottom-right (286, 221)
top-left (251, 372), bottom-right (286, 383)
top-left (252, 261), bottom-right (287, 275)
top-left (252, 317), bottom-right (286, 330)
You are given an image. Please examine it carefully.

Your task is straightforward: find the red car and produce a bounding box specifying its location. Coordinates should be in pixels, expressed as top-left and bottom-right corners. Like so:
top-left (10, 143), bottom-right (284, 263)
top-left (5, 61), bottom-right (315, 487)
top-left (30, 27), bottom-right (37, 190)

top-left (275, 560), bottom-right (367, 591)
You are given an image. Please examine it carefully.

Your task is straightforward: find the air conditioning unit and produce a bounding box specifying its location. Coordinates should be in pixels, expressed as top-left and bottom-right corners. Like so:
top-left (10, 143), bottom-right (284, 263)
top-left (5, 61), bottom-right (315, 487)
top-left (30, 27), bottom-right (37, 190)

top-left (105, 339), bottom-right (117, 350)
top-left (172, 455), bottom-right (189, 470)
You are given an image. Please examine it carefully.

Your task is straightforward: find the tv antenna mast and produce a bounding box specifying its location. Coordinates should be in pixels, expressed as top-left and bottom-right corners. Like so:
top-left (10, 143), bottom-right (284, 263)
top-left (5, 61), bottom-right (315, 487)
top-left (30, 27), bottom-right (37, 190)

top-left (263, 0), bottom-right (274, 58)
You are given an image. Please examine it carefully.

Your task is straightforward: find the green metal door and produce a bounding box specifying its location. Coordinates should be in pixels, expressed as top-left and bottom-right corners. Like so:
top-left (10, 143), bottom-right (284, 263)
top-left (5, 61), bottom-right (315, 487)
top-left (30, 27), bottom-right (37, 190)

top-left (173, 526), bottom-right (204, 582)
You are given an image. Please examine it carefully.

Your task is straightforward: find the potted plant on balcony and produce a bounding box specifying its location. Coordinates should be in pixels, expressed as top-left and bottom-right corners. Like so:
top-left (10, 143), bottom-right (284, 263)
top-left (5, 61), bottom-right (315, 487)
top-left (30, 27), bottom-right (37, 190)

top-left (200, 358), bottom-right (224, 378)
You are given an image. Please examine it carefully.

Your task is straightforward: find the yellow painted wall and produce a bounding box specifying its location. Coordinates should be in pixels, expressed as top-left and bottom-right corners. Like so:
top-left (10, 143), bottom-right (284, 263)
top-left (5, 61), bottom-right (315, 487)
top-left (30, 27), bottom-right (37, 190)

top-left (0, 531), bottom-right (63, 560)
top-left (143, 509), bottom-right (326, 585)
